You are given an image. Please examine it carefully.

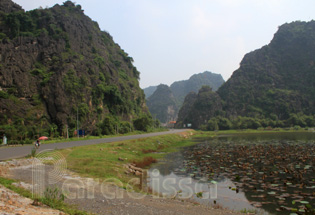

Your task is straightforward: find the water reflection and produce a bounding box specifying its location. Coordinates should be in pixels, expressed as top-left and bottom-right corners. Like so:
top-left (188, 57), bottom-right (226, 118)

top-left (149, 132), bottom-right (315, 215)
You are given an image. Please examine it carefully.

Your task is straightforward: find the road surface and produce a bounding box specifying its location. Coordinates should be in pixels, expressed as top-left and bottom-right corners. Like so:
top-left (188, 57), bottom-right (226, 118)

top-left (0, 129), bottom-right (187, 161)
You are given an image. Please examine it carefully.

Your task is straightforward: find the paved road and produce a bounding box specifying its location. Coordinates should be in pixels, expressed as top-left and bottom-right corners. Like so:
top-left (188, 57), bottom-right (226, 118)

top-left (0, 129), bottom-right (187, 161)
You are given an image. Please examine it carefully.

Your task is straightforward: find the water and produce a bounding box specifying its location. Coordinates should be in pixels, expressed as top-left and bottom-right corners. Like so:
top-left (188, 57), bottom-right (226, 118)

top-left (148, 132), bottom-right (315, 214)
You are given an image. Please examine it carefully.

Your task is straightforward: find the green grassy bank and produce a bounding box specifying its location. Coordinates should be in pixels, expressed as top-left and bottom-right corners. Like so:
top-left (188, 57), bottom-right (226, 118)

top-left (59, 130), bottom-right (198, 188)
top-left (196, 127), bottom-right (314, 136)
top-left (43, 128), bottom-right (168, 144)
top-left (59, 128), bottom-right (313, 186)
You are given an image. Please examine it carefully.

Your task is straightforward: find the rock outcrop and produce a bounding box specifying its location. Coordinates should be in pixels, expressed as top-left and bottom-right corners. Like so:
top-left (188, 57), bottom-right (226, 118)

top-left (144, 71), bottom-right (225, 123)
top-left (0, 1), bottom-right (147, 139)
top-left (217, 21), bottom-right (315, 119)
top-left (0, 0), bottom-right (23, 13)
top-left (146, 84), bottom-right (178, 123)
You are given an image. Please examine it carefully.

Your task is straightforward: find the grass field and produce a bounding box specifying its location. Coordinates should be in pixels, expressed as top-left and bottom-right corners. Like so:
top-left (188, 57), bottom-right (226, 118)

top-left (43, 128), bottom-right (168, 144)
top-left (59, 130), bottom-right (200, 189)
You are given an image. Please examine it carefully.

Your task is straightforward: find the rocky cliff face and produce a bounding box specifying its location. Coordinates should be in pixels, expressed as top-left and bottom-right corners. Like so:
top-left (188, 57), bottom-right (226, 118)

top-left (143, 71), bottom-right (224, 100)
top-left (176, 21), bottom-right (315, 129)
top-left (144, 71), bottom-right (224, 123)
top-left (143, 86), bottom-right (157, 99)
top-left (0, 1), bottom-right (147, 139)
top-left (170, 71), bottom-right (224, 105)
top-left (0, 0), bottom-right (23, 14)
top-left (176, 86), bottom-right (222, 128)
top-left (218, 21), bottom-right (315, 120)
top-left (146, 84), bottom-right (178, 123)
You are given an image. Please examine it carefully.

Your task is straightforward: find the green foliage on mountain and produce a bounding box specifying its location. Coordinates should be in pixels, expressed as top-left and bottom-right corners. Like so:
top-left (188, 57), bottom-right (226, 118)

top-left (146, 84), bottom-right (178, 123)
top-left (170, 71), bottom-right (225, 105)
top-left (144, 71), bottom-right (225, 123)
top-left (0, 0), bottom-right (150, 142)
top-left (218, 21), bottom-right (315, 120)
top-left (177, 21), bottom-right (315, 130)
top-left (176, 86), bottom-right (223, 128)
top-left (143, 71), bottom-right (224, 100)
top-left (143, 86), bottom-right (157, 99)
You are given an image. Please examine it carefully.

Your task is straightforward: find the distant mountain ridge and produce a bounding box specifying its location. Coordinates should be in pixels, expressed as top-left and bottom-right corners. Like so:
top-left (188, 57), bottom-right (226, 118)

top-left (143, 86), bottom-right (157, 99)
top-left (143, 71), bottom-right (224, 99)
top-left (145, 71), bottom-right (225, 123)
top-left (171, 71), bottom-right (224, 105)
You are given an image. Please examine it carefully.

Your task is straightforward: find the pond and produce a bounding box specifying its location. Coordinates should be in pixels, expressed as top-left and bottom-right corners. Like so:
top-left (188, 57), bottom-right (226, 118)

top-left (148, 132), bottom-right (315, 214)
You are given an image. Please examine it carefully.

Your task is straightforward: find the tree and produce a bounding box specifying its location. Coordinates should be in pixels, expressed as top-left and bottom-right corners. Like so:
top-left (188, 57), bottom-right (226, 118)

top-left (217, 117), bottom-right (232, 130)
top-left (99, 116), bottom-right (116, 135)
top-left (207, 118), bottom-right (219, 131)
top-left (133, 114), bottom-right (153, 132)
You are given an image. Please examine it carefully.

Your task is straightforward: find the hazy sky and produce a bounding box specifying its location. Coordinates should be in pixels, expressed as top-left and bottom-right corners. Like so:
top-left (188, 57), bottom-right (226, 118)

top-left (14, 0), bottom-right (315, 88)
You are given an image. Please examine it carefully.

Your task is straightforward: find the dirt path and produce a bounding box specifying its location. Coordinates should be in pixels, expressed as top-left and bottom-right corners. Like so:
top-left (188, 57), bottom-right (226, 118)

top-left (0, 159), bottom-right (244, 215)
top-left (0, 160), bottom-right (64, 215)
top-left (0, 184), bottom-right (65, 215)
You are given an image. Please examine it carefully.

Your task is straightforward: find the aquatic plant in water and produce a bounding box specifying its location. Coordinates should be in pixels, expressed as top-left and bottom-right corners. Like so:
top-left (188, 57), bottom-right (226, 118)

top-left (174, 137), bottom-right (314, 214)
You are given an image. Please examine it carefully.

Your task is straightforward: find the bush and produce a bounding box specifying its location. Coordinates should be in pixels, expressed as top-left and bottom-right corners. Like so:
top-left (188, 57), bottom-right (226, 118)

top-left (294, 125), bottom-right (301, 130)
top-left (286, 113), bottom-right (307, 127)
top-left (30, 148), bottom-right (36, 157)
top-left (305, 115), bottom-right (315, 127)
top-left (98, 116), bottom-right (116, 135)
top-left (92, 128), bottom-right (102, 136)
top-left (217, 117), bottom-right (232, 130)
top-left (119, 121), bottom-right (133, 134)
top-left (207, 118), bottom-right (219, 131)
top-left (8, 140), bottom-right (19, 145)
top-left (199, 124), bottom-right (208, 131)
top-left (0, 91), bottom-right (9, 99)
top-left (42, 186), bottom-right (65, 208)
top-left (24, 139), bottom-right (33, 145)
top-left (232, 117), bottom-right (261, 129)
top-left (133, 115), bottom-right (153, 132)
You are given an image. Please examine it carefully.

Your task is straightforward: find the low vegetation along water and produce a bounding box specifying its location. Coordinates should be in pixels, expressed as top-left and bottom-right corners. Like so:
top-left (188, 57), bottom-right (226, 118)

top-left (149, 132), bottom-right (315, 214)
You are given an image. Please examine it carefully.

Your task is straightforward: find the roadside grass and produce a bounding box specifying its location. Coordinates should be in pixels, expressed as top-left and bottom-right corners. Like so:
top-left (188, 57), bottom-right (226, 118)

top-left (0, 177), bottom-right (32, 198)
top-left (59, 131), bottom-right (197, 189)
top-left (43, 128), bottom-right (168, 144)
top-left (0, 176), bottom-right (92, 215)
top-left (0, 128), bottom-right (168, 147)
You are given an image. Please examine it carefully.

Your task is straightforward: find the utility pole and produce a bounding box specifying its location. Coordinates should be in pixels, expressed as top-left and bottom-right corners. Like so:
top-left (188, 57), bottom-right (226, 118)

top-left (153, 115), bottom-right (156, 128)
top-left (66, 125), bottom-right (69, 139)
top-left (77, 107), bottom-right (79, 138)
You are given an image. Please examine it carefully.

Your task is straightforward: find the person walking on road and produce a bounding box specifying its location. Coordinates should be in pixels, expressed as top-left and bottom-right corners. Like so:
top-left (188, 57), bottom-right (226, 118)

top-left (35, 140), bottom-right (41, 149)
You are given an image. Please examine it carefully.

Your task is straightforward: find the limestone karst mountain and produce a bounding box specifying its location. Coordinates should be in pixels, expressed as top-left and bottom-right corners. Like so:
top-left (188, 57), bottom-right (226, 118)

top-left (145, 71), bottom-right (224, 123)
top-left (0, 0), bottom-right (150, 141)
top-left (177, 21), bottom-right (315, 129)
